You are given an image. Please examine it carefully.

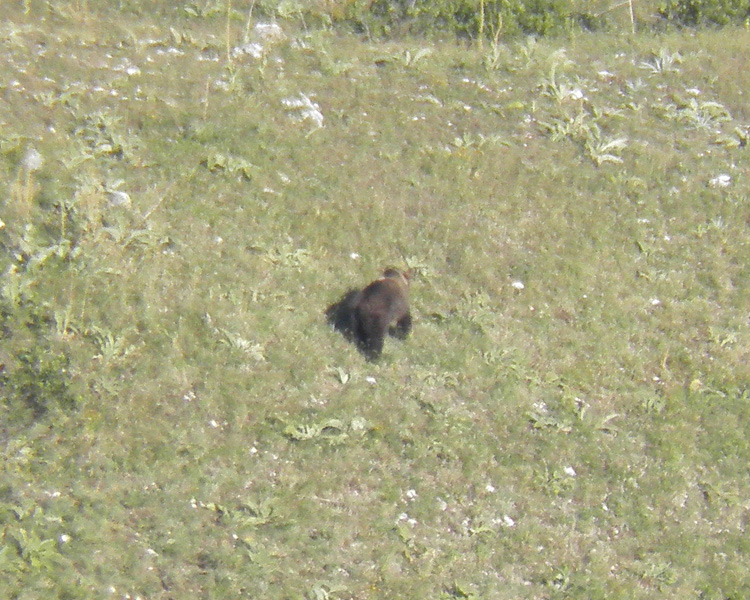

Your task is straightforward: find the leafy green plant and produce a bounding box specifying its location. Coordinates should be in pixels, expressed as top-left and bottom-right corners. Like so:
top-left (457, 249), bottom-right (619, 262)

top-left (1, 345), bottom-right (80, 422)
top-left (283, 418), bottom-right (351, 444)
top-left (636, 559), bottom-right (677, 590)
top-left (215, 326), bottom-right (267, 361)
top-left (538, 111), bottom-right (591, 142)
top-left (196, 497), bottom-right (277, 528)
top-left (6, 528), bottom-right (63, 573)
top-left (201, 151), bottom-right (256, 180)
top-left (74, 110), bottom-right (139, 161)
top-left (393, 47), bottom-right (433, 67)
top-left (306, 582), bottom-right (348, 600)
top-left (662, 96), bottom-right (731, 130)
top-left (584, 127), bottom-right (628, 166)
top-left (86, 325), bottom-right (138, 364)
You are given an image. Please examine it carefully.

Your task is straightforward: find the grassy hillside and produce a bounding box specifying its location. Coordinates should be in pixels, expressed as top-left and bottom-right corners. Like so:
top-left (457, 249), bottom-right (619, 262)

top-left (2, 3), bottom-right (749, 599)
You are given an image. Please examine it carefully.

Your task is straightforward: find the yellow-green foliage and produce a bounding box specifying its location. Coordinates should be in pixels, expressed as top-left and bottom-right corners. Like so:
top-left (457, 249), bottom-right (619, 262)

top-left (340, 0), bottom-right (575, 38)
top-left (658, 0), bottom-right (750, 26)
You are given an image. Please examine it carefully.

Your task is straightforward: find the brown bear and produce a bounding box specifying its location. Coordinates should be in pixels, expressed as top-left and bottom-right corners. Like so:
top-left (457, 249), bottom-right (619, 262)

top-left (352, 268), bottom-right (412, 361)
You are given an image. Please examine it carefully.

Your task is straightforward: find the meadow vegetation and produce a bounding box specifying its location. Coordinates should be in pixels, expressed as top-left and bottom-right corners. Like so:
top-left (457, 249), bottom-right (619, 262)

top-left (1, 1), bottom-right (749, 598)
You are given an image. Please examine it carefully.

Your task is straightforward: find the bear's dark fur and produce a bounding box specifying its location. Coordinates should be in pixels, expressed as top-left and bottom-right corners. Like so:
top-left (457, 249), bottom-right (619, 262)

top-left (326, 268), bottom-right (412, 361)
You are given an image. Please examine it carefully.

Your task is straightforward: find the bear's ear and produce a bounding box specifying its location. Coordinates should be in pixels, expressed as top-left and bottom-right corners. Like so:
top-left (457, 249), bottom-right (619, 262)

top-left (380, 267), bottom-right (410, 287)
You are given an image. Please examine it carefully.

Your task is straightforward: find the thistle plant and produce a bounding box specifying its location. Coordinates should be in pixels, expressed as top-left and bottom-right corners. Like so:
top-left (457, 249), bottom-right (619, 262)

top-left (639, 48), bottom-right (682, 74)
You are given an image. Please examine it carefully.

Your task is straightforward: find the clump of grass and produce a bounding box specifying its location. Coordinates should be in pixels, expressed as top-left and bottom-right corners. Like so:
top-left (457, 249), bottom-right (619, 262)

top-left (9, 148), bottom-right (43, 221)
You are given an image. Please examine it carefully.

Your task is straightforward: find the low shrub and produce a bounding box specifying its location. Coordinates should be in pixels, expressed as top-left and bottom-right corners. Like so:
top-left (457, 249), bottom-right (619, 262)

top-left (657, 0), bottom-right (750, 26)
top-left (336, 0), bottom-right (577, 39)
top-left (1, 344), bottom-right (80, 425)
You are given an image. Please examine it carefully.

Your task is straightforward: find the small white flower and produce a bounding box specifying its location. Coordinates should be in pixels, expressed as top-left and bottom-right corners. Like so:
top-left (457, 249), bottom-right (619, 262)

top-left (233, 42), bottom-right (265, 59)
top-left (23, 148), bottom-right (43, 172)
top-left (511, 280), bottom-right (525, 290)
top-left (59, 534), bottom-right (71, 544)
top-left (107, 190), bottom-right (131, 207)
top-left (254, 22), bottom-right (286, 43)
top-left (0, 218), bottom-right (5, 230)
top-left (209, 419), bottom-right (220, 428)
top-left (406, 489), bottom-right (418, 499)
top-left (398, 513), bottom-right (417, 526)
top-left (564, 466), bottom-right (577, 477)
top-left (365, 376), bottom-right (376, 385)
top-left (709, 174), bottom-right (731, 188)
top-left (485, 483), bottom-right (496, 493)
top-left (650, 298), bottom-right (662, 307)
top-left (502, 515), bottom-right (516, 527)
top-left (125, 65), bottom-right (141, 76)
top-left (146, 548), bottom-right (159, 557)
top-left (350, 252), bottom-right (360, 260)
top-left (281, 94), bottom-right (324, 128)
top-left (569, 88), bottom-right (585, 100)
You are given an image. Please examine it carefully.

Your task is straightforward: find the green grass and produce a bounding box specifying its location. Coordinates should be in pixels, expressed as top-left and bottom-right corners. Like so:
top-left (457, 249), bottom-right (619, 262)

top-left (2, 3), bottom-right (750, 599)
